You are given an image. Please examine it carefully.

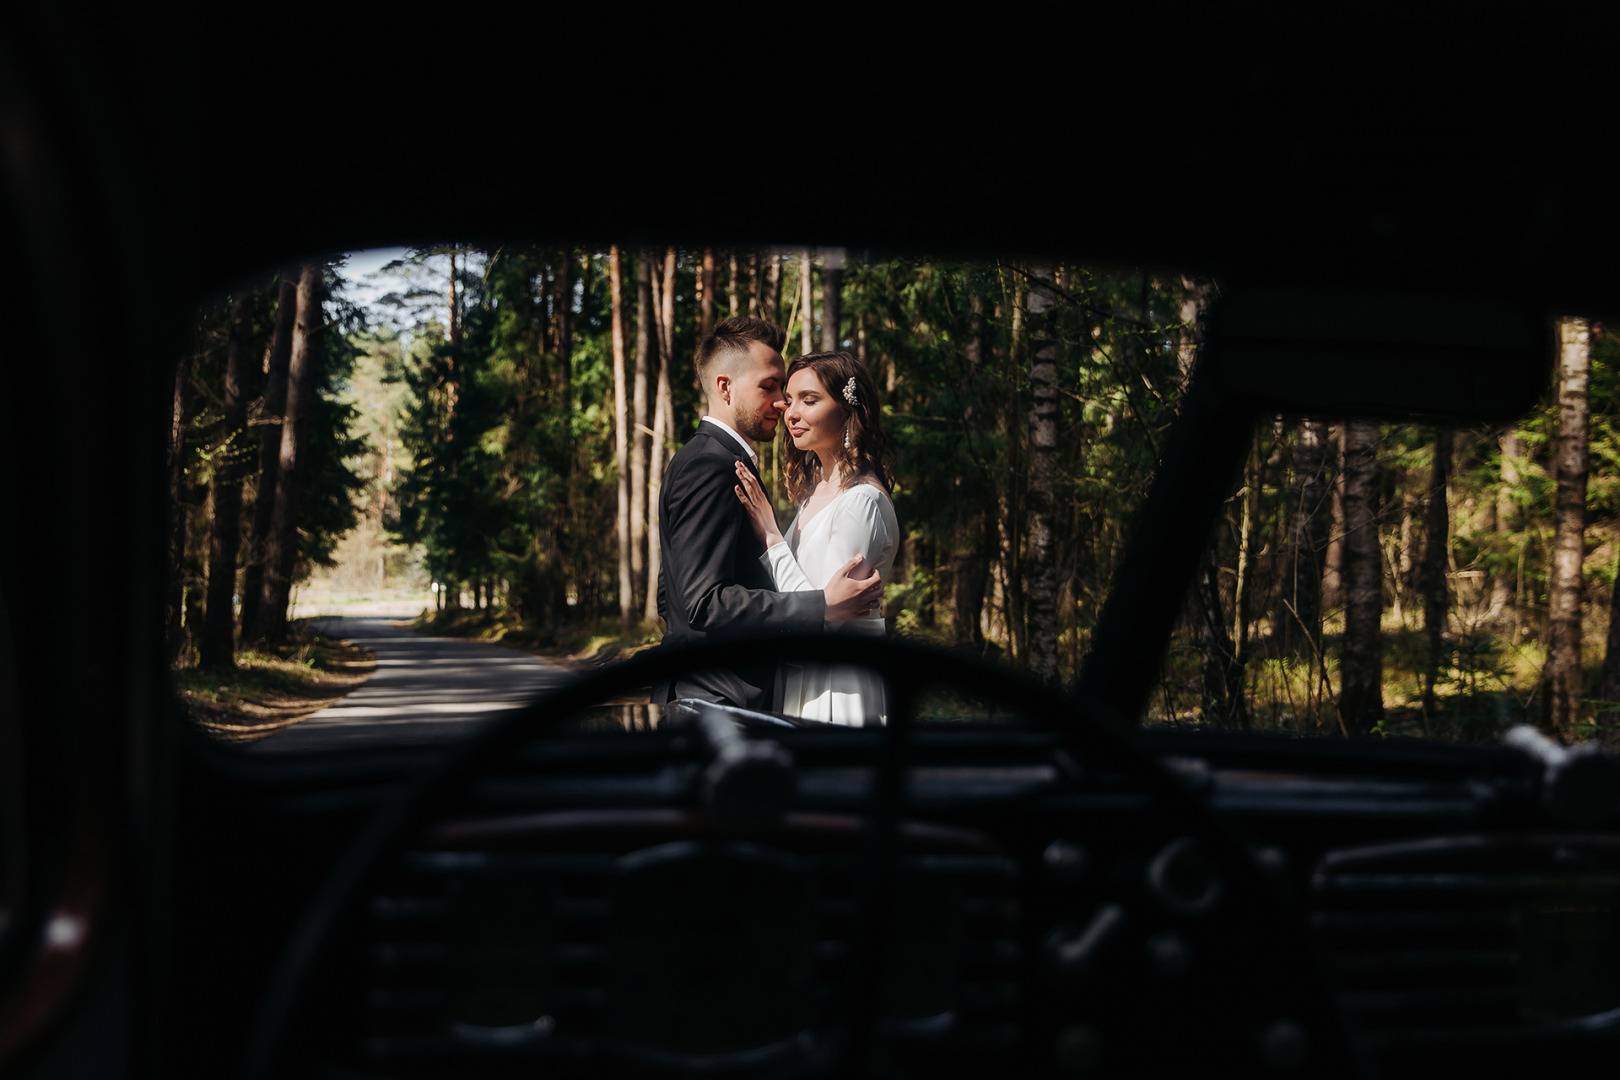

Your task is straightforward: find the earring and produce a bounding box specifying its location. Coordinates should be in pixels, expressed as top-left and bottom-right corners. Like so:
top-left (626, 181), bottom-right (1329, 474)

top-left (844, 425), bottom-right (851, 450)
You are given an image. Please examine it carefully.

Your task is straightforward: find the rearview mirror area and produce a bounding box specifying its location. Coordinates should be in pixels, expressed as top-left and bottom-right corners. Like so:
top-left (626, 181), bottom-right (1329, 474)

top-left (1206, 285), bottom-right (1552, 423)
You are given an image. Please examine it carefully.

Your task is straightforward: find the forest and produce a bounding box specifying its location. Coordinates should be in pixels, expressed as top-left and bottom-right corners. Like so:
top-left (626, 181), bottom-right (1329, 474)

top-left (168, 246), bottom-right (1620, 743)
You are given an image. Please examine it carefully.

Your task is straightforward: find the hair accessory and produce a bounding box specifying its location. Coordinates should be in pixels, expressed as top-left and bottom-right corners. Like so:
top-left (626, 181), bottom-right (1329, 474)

top-left (843, 377), bottom-right (859, 406)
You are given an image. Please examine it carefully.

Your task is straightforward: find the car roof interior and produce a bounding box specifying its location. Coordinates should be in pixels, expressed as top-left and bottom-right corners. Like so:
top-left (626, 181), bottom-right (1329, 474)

top-left (5, 14), bottom-right (1619, 1078)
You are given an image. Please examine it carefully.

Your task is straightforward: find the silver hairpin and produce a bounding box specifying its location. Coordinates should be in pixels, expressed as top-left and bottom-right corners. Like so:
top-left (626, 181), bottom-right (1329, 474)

top-left (843, 377), bottom-right (859, 406)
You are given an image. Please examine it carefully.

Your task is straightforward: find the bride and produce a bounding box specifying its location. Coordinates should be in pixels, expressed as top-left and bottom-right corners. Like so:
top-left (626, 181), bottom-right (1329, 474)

top-left (732, 350), bottom-right (899, 725)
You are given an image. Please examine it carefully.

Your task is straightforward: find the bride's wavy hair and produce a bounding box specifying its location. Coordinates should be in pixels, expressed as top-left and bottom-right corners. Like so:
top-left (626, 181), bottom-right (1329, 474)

top-left (781, 351), bottom-right (894, 504)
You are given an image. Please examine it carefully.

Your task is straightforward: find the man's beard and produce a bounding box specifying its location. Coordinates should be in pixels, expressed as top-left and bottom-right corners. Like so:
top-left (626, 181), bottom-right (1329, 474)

top-left (733, 402), bottom-right (777, 444)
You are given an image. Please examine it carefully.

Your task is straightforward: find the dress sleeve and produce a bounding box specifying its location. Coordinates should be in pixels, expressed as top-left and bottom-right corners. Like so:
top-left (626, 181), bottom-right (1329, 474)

top-left (823, 488), bottom-right (895, 571)
top-left (760, 539), bottom-right (818, 592)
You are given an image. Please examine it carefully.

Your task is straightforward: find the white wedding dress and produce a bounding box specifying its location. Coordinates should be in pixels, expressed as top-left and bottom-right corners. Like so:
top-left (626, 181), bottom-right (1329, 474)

top-left (759, 483), bottom-right (900, 725)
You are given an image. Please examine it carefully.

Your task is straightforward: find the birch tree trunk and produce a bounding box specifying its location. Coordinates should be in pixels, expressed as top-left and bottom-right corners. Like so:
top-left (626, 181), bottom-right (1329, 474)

top-left (252, 262), bottom-right (322, 644)
top-left (199, 293), bottom-right (255, 666)
top-left (609, 246), bottom-right (633, 631)
top-left (1338, 419), bottom-right (1383, 734)
top-left (1024, 264), bottom-right (1060, 685)
top-left (630, 250), bottom-right (652, 610)
top-left (1544, 316), bottom-right (1591, 733)
top-left (239, 272), bottom-right (297, 638)
top-left (1421, 428), bottom-right (1453, 717)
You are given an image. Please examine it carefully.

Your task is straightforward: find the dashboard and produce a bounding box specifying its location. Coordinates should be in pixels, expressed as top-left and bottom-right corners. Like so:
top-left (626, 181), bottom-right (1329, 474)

top-left (225, 643), bottom-right (1620, 1079)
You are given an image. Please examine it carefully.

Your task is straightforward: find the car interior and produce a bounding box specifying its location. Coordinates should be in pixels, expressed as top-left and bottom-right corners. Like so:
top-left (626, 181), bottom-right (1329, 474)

top-left (4, 19), bottom-right (1619, 1080)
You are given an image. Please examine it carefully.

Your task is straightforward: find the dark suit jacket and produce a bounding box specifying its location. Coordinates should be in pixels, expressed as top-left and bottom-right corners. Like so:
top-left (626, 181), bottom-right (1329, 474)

top-left (654, 424), bottom-right (825, 708)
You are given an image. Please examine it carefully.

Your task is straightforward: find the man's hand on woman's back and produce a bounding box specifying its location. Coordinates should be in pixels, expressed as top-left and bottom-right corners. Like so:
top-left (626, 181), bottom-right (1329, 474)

top-left (823, 554), bottom-right (883, 621)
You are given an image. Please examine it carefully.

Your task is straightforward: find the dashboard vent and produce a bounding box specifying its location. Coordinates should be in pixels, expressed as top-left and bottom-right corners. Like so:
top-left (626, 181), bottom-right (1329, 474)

top-left (1310, 835), bottom-right (1620, 1058)
top-left (355, 812), bottom-right (1021, 1069)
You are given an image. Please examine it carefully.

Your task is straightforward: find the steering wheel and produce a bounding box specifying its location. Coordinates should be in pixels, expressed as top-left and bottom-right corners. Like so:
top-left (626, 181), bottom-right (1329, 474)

top-left (238, 633), bottom-right (1352, 1079)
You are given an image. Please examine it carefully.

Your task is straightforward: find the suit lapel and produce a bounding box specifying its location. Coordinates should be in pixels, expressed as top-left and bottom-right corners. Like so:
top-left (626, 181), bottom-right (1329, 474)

top-left (697, 421), bottom-right (761, 481)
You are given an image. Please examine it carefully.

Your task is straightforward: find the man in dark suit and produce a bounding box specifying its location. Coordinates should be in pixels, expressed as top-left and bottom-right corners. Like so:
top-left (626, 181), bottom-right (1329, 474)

top-left (654, 317), bottom-right (883, 708)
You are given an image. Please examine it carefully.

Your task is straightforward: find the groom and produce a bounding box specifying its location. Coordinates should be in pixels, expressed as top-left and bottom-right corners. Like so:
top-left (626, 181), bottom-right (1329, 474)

top-left (653, 316), bottom-right (882, 709)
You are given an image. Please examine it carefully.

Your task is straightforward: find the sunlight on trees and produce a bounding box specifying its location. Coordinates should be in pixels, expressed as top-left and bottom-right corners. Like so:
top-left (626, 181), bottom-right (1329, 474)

top-left (167, 247), bottom-right (1620, 744)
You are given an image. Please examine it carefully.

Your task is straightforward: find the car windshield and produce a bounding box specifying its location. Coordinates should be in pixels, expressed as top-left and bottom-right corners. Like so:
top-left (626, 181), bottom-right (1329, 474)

top-left (164, 246), bottom-right (1615, 749)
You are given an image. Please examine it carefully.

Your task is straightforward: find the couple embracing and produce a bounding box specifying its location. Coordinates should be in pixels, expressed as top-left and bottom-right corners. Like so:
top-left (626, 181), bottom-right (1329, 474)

top-left (653, 317), bottom-right (899, 725)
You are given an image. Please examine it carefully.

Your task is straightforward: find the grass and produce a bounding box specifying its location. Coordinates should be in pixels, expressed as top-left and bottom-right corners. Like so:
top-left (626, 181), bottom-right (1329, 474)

top-left (1144, 613), bottom-right (1620, 748)
top-left (171, 620), bottom-right (376, 743)
top-left (410, 606), bottom-right (663, 670)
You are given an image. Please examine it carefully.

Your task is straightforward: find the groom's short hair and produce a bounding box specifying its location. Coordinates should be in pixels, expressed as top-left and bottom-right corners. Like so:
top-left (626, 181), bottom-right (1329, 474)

top-left (695, 316), bottom-right (787, 391)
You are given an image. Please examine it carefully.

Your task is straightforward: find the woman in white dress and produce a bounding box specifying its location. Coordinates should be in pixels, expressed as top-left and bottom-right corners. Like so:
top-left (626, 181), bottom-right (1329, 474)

top-left (732, 350), bottom-right (899, 725)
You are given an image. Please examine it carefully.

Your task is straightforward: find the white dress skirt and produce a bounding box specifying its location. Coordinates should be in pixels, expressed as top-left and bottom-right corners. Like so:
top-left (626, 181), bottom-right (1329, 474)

top-left (758, 483), bottom-right (900, 726)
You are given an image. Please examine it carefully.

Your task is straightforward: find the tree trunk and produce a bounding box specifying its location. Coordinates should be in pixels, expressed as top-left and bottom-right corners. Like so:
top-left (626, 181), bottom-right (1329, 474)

top-left (1001, 273), bottom-right (1028, 665)
top-left (1290, 420), bottom-right (1334, 652)
top-left (447, 249), bottom-right (461, 347)
top-left (952, 280), bottom-right (991, 652)
top-left (1321, 423), bottom-right (1347, 609)
top-left (700, 247), bottom-right (716, 337)
top-left (763, 251), bottom-right (783, 324)
top-left (1338, 420), bottom-right (1383, 734)
top-left (1601, 545), bottom-right (1620, 709)
top-left (1197, 554), bottom-right (1247, 727)
top-left (1394, 495), bottom-right (1415, 625)
top-left (1489, 429), bottom-right (1524, 619)
top-left (820, 247), bottom-right (844, 352)
top-left (165, 349), bottom-right (190, 665)
top-left (1421, 428), bottom-right (1453, 717)
top-left (610, 247), bottom-right (633, 632)
top-left (252, 263), bottom-right (322, 644)
top-left (1177, 275), bottom-right (1216, 387)
top-left (645, 248), bottom-right (676, 623)
top-left (1024, 264), bottom-right (1060, 685)
top-left (554, 249), bottom-right (573, 413)
top-left (1544, 316), bottom-right (1591, 733)
top-left (199, 293), bottom-right (255, 666)
top-left (727, 250), bottom-right (741, 318)
top-left (747, 251), bottom-right (760, 318)
top-left (799, 249), bottom-right (815, 356)
top-left (239, 273), bottom-right (297, 637)
top-left (630, 250), bottom-right (652, 611)
top-left (1224, 432), bottom-right (1260, 728)
top-left (1178, 275), bottom-right (1247, 720)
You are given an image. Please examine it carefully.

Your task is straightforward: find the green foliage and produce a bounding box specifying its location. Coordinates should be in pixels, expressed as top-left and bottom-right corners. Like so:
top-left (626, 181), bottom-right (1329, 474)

top-left (172, 265), bottom-right (366, 657)
top-left (183, 244), bottom-right (1620, 740)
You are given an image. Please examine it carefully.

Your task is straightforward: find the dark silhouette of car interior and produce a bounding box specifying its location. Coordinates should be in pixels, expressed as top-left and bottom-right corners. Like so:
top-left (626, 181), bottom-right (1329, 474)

top-left (4, 26), bottom-right (1619, 1080)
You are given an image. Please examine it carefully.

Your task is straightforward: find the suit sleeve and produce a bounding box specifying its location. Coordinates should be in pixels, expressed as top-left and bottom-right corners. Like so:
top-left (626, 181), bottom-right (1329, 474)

top-left (663, 451), bottom-right (825, 635)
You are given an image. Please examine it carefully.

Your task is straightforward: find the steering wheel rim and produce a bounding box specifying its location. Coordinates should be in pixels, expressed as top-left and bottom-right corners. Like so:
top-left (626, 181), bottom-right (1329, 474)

top-left (238, 633), bottom-right (1351, 1079)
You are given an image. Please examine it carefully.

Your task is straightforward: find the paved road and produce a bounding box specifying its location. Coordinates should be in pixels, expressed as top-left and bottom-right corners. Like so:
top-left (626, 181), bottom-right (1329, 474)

top-left (246, 616), bottom-right (575, 755)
